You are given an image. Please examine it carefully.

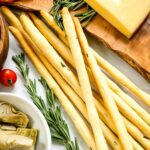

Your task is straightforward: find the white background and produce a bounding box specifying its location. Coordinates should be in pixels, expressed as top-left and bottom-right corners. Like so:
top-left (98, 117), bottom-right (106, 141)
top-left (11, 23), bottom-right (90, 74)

top-left (0, 32), bottom-right (149, 150)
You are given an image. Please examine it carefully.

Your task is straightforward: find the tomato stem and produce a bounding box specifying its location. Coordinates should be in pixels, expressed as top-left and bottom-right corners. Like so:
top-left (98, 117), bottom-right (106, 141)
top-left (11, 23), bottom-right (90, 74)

top-left (8, 79), bottom-right (13, 86)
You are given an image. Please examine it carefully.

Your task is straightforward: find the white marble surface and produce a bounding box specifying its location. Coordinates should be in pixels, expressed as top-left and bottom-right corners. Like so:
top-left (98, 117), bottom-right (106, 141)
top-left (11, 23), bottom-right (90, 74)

top-left (0, 32), bottom-right (149, 150)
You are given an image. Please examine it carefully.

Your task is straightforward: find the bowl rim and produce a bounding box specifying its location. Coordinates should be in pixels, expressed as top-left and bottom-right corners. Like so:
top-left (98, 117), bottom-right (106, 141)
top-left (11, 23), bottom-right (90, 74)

top-left (0, 92), bottom-right (51, 150)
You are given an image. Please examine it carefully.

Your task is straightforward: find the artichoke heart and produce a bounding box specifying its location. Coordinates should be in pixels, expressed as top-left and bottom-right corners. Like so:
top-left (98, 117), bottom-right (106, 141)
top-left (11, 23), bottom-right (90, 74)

top-left (1, 128), bottom-right (38, 150)
top-left (0, 131), bottom-right (33, 150)
top-left (0, 101), bottom-right (29, 127)
top-left (16, 128), bottom-right (38, 150)
top-left (16, 128), bottom-right (38, 145)
top-left (0, 101), bottom-right (38, 150)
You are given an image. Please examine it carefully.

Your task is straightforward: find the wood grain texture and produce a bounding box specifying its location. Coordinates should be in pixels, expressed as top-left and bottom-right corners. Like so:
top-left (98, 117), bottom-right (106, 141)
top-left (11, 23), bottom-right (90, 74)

top-left (0, 13), bottom-right (9, 69)
top-left (10, 0), bottom-right (53, 11)
top-left (86, 14), bottom-right (150, 81)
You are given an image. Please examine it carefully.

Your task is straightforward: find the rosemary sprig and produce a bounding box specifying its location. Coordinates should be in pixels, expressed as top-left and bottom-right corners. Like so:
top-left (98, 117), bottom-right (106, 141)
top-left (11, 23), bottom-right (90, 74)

top-left (12, 53), bottom-right (79, 150)
top-left (50, 0), bottom-right (96, 29)
top-left (76, 6), bottom-right (96, 27)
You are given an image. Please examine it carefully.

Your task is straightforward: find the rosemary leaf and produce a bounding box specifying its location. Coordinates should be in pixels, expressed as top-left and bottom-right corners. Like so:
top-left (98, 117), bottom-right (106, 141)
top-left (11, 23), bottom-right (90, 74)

top-left (12, 53), bottom-right (79, 150)
top-left (50, 0), bottom-right (96, 29)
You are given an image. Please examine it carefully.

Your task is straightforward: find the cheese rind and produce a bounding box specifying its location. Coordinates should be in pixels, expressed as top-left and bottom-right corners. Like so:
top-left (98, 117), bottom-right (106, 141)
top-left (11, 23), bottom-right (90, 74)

top-left (85, 0), bottom-right (150, 38)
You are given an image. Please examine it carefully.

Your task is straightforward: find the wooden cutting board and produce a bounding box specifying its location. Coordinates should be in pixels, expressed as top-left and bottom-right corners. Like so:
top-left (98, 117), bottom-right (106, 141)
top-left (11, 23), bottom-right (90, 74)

top-left (86, 14), bottom-right (150, 82)
top-left (8, 0), bottom-right (53, 11)
top-left (0, 13), bottom-right (9, 69)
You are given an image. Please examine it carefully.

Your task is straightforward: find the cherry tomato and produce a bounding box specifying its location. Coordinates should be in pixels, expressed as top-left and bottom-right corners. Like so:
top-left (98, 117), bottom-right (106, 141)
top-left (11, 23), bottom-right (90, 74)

top-left (0, 69), bottom-right (17, 87)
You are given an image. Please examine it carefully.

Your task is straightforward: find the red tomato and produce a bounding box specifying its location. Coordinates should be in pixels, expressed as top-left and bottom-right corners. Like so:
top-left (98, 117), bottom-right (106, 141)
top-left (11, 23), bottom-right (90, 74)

top-left (0, 69), bottom-right (17, 86)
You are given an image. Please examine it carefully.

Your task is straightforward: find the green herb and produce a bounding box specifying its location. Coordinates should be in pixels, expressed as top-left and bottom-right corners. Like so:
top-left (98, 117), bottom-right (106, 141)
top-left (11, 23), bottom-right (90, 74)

top-left (50, 0), bottom-right (96, 29)
top-left (12, 53), bottom-right (79, 150)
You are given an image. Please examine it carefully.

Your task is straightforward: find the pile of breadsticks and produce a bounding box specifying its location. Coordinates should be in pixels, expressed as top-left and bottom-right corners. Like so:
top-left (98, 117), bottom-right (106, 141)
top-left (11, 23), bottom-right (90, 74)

top-left (1, 6), bottom-right (150, 150)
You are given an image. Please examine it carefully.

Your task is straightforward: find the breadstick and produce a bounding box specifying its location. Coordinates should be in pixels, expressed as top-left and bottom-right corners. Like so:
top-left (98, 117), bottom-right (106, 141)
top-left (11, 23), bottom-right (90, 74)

top-left (1, 6), bottom-right (23, 30)
top-left (62, 7), bottom-right (108, 150)
top-left (9, 26), bottom-right (96, 150)
top-left (129, 137), bottom-right (144, 150)
top-left (34, 47), bottom-right (122, 150)
top-left (2, 7), bottom-right (114, 135)
top-left (73, 17), bottom-right (133, 150)
top-left (93, 93), bottom-right (150, 150)
top-left (28, 12), bottom-right (74, 67)
top-left (59, 34), bottom-right (70, 46)
top-left (41, 12), bottom-right (150, 107)
top-left (111, 91), bottom-right (150, 138)
top-left (10, 26), bottom-right (148, 149)
top-left (21, 22), bottom-right (114, 131)
top-left (124, 117), bottom-right (150, 149)
top-left (85, 67), bottom-right (150, 127)
top-left (28, 20), bottom-right (148, 148)
top-left (92, 49), bottom-right (150, 107)
top-left (104, 74), bottom-right (150, 125)
top-left (19, 13), bottom-right (81, 97)
top-left (37, 51), bottom-right (146, 150)
top-left (40, 12), bottom-right (150, 119)
top-left (18, 22), bottom-right (122, 149)
top-left (36, 11), bottom-right (150, 135)
top-left (40, 10), bottom-right (66, 37)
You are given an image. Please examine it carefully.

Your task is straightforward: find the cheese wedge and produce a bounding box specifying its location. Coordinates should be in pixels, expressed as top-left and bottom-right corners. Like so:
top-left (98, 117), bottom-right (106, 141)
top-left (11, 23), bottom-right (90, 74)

top-left (85, 0), bottom-right (150, 38)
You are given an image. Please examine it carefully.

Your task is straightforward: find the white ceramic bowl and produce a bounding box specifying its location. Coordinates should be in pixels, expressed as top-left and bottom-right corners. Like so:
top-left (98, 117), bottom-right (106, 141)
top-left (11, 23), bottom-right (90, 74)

top-left (0, 92), bottom-right (51, 150)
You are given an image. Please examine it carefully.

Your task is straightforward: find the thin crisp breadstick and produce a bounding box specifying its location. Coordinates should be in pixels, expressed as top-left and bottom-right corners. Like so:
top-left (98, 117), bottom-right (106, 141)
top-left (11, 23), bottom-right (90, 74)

top-left (27, 13), bottom-right (150, 149)
top-left (1, 7), bottom-right (41, 55)
top-left (124, 117), bottom-right (150, 149)
top-left (62, 7), bottom-right (108, 150)
top-left (89, 72), bottom-right (150, 138)
top-left (9, 26), bottom-right (96, 150)
top-left (19, 14), bottom-right (81, 97)
top-left (40, 10), bottom-right (66, 37)
top-left (73, 17), bottom-right (133, 150)
top-left (28, 13), bottom-right (74, 67)
top-left (11, 28), bottom-right (146, 150)
top-left (1, 6), bottom-right (23, 30)
top-left (87, 67), bottom-right (150, 126)
top-left (28, 22), bottom-right (115, 132)
top-left (35, 49), bottom-right (88, 120)
top-left (41, 12), bottom-right (150, 107)
top-left (35, 11), bottom-right (150, 136)
top-left (130, 137), bottom-right (144, 150)
top-left (2, 6), bottom-right (113, 135)
top-left (93, 93), bottom-right (150, 150)
top-left (18, 18), bottom-right (122, 150)
top-left (29, 13), bottom-right (114, 128)
top-left (40, 10), bottom-right (69, 47)
top-left (39, 12), bottom-right (150, 123)
top-left (92, 49), bottom-right (150, 107)
top-left (59, 34), bottom-right (70, 46)
top-left (104, 74), bottom-right (150, 125)
top-left (2, 7), bottom-right (114, 135)
top-left (28, 41), bottom-right (149, 150)
top-left (37, 51), bottom-right (146, 150)
top-left (34, 48), bottom-right (122, 150)
top-left (10, 24), bottom-right (148, 149)
top-left (111, 91), bottom-right (150, 138)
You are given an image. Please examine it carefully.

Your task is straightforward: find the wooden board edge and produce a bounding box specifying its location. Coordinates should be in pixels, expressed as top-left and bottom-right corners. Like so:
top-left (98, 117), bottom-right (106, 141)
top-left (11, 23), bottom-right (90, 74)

top-left (0, 13), bottom-right (9, 69)
top-left (86, 31), bottom-right (150, 82)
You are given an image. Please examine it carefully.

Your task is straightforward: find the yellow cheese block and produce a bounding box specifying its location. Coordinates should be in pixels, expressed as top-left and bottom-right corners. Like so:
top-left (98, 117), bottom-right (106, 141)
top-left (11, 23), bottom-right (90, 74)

top-left (84, 0), bottom-right (150, 38)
